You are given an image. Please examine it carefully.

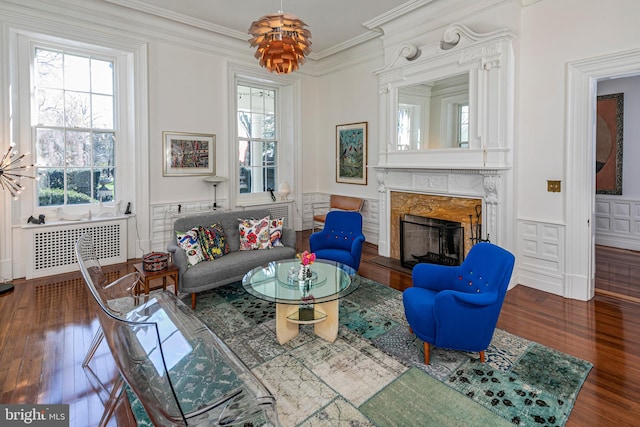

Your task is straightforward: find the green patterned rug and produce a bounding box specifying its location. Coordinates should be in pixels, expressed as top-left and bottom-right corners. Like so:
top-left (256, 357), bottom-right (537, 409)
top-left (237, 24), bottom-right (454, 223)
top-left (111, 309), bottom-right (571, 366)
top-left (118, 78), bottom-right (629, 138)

top-left (129, 276), bottom-right (592, 426)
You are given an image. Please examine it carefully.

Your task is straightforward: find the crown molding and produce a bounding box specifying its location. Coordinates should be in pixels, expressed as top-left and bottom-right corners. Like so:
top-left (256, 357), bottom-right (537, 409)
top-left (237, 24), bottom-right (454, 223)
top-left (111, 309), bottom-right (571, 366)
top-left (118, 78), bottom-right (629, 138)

top-left (363, 0), bottom-right (437, 30)
top-left (104, 0), bottom-right (250, 41)
top-left (104, 0), bottom-right (389, 61)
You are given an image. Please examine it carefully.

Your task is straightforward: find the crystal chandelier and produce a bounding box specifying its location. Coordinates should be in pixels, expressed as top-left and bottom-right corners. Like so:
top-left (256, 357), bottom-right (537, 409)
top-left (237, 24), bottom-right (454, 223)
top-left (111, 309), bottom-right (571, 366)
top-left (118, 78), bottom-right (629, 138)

top-left (0, 143), bottom-right (34, 199)
top-left (248, 5), bottom-right (311, 74)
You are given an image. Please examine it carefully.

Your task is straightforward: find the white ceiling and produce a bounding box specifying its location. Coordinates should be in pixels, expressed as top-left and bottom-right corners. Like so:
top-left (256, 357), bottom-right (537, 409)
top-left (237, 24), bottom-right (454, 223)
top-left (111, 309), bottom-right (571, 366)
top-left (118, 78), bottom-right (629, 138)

top-left (104, 0), bottom-right (421, 58)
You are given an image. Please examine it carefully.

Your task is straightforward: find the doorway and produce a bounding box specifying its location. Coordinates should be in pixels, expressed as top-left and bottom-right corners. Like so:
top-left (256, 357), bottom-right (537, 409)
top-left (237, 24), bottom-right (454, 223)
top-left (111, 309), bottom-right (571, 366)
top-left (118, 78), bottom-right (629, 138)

top-left (594, 75), bottom-right (640, 301)
top-left (566, 49), bottom-right (640, 301)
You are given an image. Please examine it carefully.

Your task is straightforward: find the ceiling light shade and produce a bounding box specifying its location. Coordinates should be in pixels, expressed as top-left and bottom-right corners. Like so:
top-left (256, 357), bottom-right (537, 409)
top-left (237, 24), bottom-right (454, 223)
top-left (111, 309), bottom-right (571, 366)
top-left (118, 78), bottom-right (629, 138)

top-left (248, 11), bottom-right (311, 74)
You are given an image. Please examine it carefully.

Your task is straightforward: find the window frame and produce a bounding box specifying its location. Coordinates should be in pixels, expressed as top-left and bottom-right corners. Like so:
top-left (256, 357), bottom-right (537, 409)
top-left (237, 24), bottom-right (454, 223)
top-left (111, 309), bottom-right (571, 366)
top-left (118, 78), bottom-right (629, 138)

top-left (31, 44), bottom-right (118, 207)
top-left (236, 81), bottom-right (279, 199)
top-left (15, 33), bottom-right (134, 217)
top-left (229, 66), bottom-right (299, 209)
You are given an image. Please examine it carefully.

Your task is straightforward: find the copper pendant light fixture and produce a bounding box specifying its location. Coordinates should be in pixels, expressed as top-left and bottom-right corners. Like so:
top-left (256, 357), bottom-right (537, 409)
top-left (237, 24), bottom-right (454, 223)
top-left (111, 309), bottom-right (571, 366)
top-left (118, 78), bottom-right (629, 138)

top-left (248, 2), bottom-right (311, 74)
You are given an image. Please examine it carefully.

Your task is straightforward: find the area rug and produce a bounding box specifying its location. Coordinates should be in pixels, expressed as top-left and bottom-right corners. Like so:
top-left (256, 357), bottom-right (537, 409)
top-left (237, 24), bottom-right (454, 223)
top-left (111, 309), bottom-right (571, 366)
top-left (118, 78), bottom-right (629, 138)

top-left (129, 275), bottom-right (592, 426)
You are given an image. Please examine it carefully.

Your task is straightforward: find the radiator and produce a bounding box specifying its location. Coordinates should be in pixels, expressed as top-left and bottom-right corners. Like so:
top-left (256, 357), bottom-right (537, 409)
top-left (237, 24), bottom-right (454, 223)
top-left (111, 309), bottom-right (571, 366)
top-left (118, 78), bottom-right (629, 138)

top-left (248, 202), bottom-right (293, 228)
top-left (25, 218), bottom-right (128, 279)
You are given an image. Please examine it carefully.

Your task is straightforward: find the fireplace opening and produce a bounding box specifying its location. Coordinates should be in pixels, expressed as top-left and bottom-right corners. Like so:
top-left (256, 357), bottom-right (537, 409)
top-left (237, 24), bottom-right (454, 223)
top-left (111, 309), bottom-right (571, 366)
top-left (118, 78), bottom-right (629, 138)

top-left (400, 214), bottom-right (465, 268)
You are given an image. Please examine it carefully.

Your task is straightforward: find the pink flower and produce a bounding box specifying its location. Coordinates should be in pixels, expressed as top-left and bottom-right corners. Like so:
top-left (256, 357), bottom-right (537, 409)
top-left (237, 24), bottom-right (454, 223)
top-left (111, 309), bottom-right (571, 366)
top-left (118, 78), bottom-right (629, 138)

top-left (297, 251), bottom-right (316, 266)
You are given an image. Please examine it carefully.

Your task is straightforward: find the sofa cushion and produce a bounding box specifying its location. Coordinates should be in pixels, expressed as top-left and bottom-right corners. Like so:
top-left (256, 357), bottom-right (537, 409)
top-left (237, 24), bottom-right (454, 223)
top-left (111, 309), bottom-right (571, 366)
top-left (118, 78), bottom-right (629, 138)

top-left (269, 217), bottom-right (285, 247)
top-left (238, 216), bottom-right (271, 250)
top-left (176, 228), bottom-right (204, 267)
top-left (197, 224), bottom-right (229, 260)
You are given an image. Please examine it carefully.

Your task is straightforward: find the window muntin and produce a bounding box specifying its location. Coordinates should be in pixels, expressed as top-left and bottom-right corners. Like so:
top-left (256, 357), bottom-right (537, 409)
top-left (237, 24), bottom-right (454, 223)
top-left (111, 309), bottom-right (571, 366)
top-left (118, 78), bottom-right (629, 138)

top-left (237, 84), bottom-right (277, 194)
top-left (457, 104), bottom-right (469, 148)
top-left (33, 47), bottom-right (116, 206)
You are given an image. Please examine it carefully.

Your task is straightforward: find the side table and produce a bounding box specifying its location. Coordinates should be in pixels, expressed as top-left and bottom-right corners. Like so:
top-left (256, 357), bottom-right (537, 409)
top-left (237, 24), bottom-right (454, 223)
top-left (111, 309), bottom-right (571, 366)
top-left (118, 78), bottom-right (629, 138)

top-left (133, 263), bottom-right (179, 295)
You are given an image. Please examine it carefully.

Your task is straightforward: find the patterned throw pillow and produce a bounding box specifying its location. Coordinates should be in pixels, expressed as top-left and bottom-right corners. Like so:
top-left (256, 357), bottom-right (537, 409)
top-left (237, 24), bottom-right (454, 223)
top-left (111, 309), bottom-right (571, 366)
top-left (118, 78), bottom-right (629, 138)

top-left (197, 224), bottom-right (229, 260)
top-left (269, 217), bottom-right (285, 247)
top-left (175, 228), bottom-right (204, 267)
top-left (238, 216), bottom-right (271, 250)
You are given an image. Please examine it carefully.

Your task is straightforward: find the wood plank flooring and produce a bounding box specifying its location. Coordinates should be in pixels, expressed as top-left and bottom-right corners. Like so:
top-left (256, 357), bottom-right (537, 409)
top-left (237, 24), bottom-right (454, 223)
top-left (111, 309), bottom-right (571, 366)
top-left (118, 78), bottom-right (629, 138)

top-left (0, 238), bottom-right (638, 426)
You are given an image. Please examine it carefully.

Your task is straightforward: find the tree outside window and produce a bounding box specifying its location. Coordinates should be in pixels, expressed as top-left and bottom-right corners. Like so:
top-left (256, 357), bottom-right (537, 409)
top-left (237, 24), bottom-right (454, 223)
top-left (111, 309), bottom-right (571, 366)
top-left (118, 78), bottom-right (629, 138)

top-left (33, 47), bottom-right (116, 206)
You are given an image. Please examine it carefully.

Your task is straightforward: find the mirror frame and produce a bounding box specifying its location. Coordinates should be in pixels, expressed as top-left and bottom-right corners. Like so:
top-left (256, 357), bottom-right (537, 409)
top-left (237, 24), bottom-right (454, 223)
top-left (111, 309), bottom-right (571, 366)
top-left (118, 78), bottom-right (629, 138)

top-left (375, 23), bottom-right (516, 169)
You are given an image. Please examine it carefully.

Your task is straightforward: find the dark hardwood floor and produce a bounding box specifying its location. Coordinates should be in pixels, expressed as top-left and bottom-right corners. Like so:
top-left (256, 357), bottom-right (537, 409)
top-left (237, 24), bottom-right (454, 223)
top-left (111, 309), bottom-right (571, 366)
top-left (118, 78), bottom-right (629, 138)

top-left (1, 236), bottom-right (639, 426)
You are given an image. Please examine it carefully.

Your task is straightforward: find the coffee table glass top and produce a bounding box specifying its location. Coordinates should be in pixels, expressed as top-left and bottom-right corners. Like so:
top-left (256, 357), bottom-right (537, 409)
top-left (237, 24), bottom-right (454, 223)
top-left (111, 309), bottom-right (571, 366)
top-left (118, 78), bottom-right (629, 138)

top-left (242, 259), bottom-right (357, 305)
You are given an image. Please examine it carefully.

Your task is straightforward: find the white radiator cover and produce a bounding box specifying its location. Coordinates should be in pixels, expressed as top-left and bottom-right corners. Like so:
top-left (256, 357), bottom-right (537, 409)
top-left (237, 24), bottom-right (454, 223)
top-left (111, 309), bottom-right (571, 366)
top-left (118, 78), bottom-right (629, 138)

top-left (25, 218), bottom-right (128, 279)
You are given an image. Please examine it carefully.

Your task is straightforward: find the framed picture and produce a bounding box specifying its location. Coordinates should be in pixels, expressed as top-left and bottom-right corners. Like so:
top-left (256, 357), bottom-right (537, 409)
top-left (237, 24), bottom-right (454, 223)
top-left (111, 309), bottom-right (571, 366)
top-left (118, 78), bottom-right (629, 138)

top-left (336, 122), bottom-right (368, 185)
top-left (163, 131), bottom-right (215, 176)
top-left (596, 93), bottom-right (623, 195)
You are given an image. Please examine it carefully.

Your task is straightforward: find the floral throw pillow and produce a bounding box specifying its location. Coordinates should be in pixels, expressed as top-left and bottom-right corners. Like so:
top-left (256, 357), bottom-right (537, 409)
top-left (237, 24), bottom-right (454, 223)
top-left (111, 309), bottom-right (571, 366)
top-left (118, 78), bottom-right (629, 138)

top-left (238, 216), bottom-right (271, 250)
top-left (176, 227), bottom-right (204, 267)
top-left (198, 224), bottom-right (230, 260)
top-left (269, 217), bottom-right (285, 247)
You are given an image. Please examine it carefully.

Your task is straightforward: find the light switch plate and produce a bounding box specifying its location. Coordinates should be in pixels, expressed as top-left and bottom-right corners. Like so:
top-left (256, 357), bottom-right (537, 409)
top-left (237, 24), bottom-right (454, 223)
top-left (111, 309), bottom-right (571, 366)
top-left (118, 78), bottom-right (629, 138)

top-left (547, 180), bottom-right (561, 192)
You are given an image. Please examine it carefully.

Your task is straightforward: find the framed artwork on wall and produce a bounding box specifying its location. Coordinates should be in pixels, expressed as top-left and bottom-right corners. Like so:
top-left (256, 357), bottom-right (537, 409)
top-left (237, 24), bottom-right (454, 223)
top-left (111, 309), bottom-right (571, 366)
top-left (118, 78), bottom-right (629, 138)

top-left (336, 122), bottom-right (368, 185)
top-left (596, 93), bottom-right (623, 195)
top-left (163, 131), bottom-right (215, 176)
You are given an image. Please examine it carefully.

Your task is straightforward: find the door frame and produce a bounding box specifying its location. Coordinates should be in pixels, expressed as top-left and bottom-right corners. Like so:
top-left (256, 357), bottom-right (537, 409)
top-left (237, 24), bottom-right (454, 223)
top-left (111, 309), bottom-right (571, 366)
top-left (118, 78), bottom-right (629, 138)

top-left (565, 49), bottom-right (640, 300)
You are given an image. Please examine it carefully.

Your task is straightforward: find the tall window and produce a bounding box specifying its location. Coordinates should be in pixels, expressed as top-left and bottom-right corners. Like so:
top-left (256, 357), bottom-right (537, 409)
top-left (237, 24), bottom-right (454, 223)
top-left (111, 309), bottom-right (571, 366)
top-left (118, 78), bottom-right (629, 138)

top-left (236, 83), bottom-right (277, 195)
top-left (33, 47), bottom-right (116, 206)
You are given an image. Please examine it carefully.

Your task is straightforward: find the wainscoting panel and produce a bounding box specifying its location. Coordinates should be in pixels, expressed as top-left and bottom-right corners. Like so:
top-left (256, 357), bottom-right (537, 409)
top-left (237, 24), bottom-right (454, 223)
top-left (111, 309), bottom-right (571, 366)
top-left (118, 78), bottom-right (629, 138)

top-left (517, 219), bottom-right (565, 296)
top-left (595, 196), bottom-right (640, 251)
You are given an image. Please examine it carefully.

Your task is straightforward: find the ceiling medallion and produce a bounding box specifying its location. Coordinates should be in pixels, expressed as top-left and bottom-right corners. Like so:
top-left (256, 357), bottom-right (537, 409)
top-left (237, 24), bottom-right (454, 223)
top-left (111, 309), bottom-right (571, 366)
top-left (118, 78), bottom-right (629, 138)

top-left (248, 9), bottom-right (311, 74)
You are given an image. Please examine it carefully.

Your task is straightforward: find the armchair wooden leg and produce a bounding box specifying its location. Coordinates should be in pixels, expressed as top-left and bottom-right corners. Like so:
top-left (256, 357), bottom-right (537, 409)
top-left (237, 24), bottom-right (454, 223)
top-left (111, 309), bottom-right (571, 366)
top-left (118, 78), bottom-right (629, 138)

top-left (409, 326), bottom-right (413, 334)
top-left (423, 342), bottom-right (430, 365)
top-left (479, 350), bottom-right (485, 363)
top-left (191, 293), bottom-right (196, 309)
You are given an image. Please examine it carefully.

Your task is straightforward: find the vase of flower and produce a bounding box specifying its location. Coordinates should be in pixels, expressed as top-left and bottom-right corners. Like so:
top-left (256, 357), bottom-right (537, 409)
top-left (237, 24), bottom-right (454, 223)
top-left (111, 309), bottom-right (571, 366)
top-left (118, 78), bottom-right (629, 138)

top-left (296, 250), bottom-right (316, 282)
top-left (298, 264), bottom-right (309, 281)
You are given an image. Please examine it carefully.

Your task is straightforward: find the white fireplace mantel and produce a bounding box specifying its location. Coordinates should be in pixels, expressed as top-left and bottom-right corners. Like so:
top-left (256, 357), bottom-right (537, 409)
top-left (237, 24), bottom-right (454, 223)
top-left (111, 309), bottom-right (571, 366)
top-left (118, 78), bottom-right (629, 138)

top-left (373, 23), bottom-right (515, 258)
top-left (374, 166), bottom-right (513, 258)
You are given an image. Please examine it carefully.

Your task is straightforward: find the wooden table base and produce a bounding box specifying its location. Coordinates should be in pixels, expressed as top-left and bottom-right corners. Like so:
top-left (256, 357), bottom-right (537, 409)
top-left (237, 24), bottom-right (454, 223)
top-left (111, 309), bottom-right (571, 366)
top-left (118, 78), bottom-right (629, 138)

top-left (133, 263), bottom-right (179, 295)
top-left (275, 299), bottom-right (339, 345)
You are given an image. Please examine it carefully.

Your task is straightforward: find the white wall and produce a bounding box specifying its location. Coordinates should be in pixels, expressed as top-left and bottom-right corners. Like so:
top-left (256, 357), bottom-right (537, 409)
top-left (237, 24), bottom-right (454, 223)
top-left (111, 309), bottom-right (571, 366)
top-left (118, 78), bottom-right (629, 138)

top-left (516, 0), bottom-right (640, 298)
top-left (517, 0), bottom-right (640, 222)
top-left (148, 42), bottom-right (231, 207)
top-left (312, 52), bottom-right (382, 201)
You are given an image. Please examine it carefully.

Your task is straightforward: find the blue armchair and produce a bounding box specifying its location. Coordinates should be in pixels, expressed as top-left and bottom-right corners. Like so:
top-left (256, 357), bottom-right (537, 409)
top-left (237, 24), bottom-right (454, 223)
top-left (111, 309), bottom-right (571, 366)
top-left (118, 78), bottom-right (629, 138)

top-left (403, 242), bottom-right (515, 364)
top-left (309, 211), bottom-right (365, 271)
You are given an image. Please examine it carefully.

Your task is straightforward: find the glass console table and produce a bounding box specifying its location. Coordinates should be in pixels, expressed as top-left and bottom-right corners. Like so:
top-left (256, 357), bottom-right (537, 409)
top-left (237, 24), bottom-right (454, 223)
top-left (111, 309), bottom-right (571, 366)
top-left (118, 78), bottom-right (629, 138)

top-left (242, 259), bottom-right (358, 344)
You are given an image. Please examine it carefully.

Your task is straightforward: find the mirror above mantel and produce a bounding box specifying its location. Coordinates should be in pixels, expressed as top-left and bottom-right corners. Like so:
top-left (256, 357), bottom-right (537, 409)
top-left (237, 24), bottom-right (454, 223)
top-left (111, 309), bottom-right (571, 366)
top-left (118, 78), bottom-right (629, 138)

top-left (375, 23), bottom-right (516, 169)
top-left (397, 73), bottom-right (469, 151)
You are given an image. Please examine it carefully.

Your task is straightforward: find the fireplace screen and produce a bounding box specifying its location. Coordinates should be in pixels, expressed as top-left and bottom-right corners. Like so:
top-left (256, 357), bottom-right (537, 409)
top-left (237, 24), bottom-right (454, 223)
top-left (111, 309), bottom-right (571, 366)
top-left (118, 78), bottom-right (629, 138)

top-left (400, 214), bottom-right (464, 268)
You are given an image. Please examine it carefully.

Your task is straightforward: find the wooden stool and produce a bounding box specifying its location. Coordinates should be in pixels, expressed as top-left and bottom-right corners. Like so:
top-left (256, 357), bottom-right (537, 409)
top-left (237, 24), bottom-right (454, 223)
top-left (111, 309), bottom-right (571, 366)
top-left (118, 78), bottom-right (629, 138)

top-left (133, 263), bottom-right (179, 295)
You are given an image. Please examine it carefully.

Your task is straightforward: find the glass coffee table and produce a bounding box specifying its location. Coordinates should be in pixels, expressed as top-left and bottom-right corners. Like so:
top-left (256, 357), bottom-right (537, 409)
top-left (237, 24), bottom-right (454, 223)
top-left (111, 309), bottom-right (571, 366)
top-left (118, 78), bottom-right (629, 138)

top-left (242, 259), bottom-right (358, 344)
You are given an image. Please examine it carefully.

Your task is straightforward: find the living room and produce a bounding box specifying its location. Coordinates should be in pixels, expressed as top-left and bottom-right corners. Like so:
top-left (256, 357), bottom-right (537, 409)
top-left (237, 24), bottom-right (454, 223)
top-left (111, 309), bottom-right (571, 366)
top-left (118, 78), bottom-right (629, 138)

top-left (1, 0), bottom-right (640, 424)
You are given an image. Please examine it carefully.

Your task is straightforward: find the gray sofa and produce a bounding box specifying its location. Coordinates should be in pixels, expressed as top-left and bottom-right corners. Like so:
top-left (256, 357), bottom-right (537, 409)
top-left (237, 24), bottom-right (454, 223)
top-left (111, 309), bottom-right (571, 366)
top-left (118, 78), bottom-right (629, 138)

top-left (167, 209), bottom-right (296, 308)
